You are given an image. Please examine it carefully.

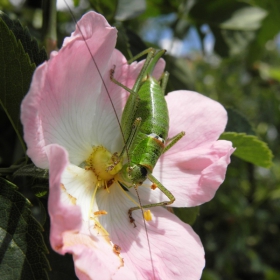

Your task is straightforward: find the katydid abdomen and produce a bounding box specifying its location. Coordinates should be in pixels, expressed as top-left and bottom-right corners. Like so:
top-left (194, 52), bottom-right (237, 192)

top-left (119, 74), bottom-right (169, 186)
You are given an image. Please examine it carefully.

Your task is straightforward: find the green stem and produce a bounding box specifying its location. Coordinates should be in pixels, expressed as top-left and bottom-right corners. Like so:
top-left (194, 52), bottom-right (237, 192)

top-left (42, 0), bottom-right (57, 57)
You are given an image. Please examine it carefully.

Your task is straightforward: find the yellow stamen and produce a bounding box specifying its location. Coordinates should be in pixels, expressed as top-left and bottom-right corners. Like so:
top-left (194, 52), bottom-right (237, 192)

top-left (94, 210), bottom-right (108, 216)
top-left (144, 210), bottom-right (152, 221)
top-left (86, 146), bottom-right (122, 180)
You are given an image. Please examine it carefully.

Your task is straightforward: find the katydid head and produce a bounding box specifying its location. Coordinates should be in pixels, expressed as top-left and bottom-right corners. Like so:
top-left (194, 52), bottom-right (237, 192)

top-left (118, 163), bottom-right (148, 187)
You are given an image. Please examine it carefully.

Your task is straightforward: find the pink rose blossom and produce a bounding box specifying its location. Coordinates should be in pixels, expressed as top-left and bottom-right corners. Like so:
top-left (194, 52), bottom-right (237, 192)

top-left (21, 11), bottom-right (234, 280)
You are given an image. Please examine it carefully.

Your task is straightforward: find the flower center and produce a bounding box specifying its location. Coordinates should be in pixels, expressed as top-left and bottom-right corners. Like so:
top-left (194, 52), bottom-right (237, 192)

top-left (86, 146), bottom-right (122, 186)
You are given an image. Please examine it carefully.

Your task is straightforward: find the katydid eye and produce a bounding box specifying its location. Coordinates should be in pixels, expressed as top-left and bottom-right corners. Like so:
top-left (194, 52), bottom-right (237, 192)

top-left (140, 166), bottom-right (148, 177)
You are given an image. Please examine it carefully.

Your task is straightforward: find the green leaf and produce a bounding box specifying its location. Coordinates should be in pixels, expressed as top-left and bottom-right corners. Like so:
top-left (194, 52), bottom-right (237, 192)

top-left (0, 12), bottom-right (47, 67)
top-left (219, 132), bottom-right (273, 168)
top-left (115, 0), bottom-right (146, 21)
top-left (13, 164), bottom-right (49, 180)
top-left (0, 17), bottom-right (36, 152)
top-left (173, 206), bottom-right (200, 226)
top-left (0, 178), bottom-right (50, 280)
top-left (247, 0), bottom-right (280, 62)
top-left (225, 108), bottom-right (256, 135)
top-left (220, 7), bottom-right (267, 30)
top-left (31, 183), bottom-right (49, 198)
top-left (13, 164), bottom-right (49, 198)
top-left (258, 62), bottom-right (280, 82)
top-left (73, 0), bottom-right (80, 7)
top-left (188, 0), bottom-right (267, 57)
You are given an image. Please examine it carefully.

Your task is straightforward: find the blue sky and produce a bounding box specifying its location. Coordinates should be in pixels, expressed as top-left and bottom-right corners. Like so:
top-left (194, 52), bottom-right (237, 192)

top-left (140, 13), bottom-right (214, 57)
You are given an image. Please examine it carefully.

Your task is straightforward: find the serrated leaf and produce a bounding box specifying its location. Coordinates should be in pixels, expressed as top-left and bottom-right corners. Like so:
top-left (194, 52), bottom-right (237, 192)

top-left (225, 108), bottom-right (255, 135)
top-left (115, 0), bottom-right (146, 21)
top-left (219, 132), bottom-right (273, 168)
top-left (0, 178), bottom-right (50, 280)
top-left (173, 206), bottom-right (199, 226)
top-left (13, 164), bottom-right (49, 180)
top-left (0, 12), bottom-right (47, 66)
top-left (0, 17), bottom-right (36, 152)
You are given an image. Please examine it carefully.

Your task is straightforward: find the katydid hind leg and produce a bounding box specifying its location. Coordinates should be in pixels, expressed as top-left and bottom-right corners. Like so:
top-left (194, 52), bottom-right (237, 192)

top-left (159, 71), bottom-right (169, 94)
top-left (163, 131), bottom-right (185, 154)
top-left (128, 173), bottom-right (175, 219)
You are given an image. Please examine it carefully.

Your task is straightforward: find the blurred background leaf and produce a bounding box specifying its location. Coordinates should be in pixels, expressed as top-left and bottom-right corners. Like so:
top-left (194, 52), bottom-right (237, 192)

top-left (220, 132), bottom-right (273, 168)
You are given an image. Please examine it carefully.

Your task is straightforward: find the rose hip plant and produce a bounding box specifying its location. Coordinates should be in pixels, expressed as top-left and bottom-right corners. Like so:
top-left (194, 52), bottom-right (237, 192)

top-left (0, 1), bottom-right (273, 279)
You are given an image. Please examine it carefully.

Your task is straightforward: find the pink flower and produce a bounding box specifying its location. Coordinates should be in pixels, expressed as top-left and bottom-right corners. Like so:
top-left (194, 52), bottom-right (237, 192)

top-left (21, 11), bottom-right (234, 280)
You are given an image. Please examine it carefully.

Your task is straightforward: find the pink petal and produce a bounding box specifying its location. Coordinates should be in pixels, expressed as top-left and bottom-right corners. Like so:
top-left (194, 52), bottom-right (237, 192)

top-left (21, 12), bottom-right (127, 167)
top-left (97, 185), bottom-right (205, 279)
top-left (154, 140), bottom-right (235, 207)
top-left (165, 90), bottom-right (228, 153)
top-left (46, 143), bottom-right (130, 279)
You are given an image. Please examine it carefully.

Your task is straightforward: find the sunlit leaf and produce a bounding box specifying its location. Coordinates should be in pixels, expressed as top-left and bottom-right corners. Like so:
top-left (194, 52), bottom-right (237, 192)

top-left (219, 132), bottom-right (273, 168)
top-left (220, 7), bottom-right (267, 30)
top-left (188, 1), bottom-right (267, 57)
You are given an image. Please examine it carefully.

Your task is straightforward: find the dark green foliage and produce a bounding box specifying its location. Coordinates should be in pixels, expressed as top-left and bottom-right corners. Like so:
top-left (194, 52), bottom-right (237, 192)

top-left (0, 16), bottom-right (36, 152)
top-left (173, 206), bottom-right (199, 226)
top-left (0, 178), bottom-right (50, 280)
top-left (0, 12), bottom-right (47, 66)
top-left (225, 108), bottom-right (256, 135)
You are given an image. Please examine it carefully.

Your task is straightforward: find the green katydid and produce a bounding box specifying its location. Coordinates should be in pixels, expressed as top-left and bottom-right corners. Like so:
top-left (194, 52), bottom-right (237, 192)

top-left (108, 48), bottom-right (185, 225)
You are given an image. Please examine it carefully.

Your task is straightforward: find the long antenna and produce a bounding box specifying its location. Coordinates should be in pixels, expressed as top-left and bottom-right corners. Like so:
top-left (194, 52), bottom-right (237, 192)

top-left (64, 1), bottom-right (126, 146)
top-left (62, 1), bottom-right (156, 278)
